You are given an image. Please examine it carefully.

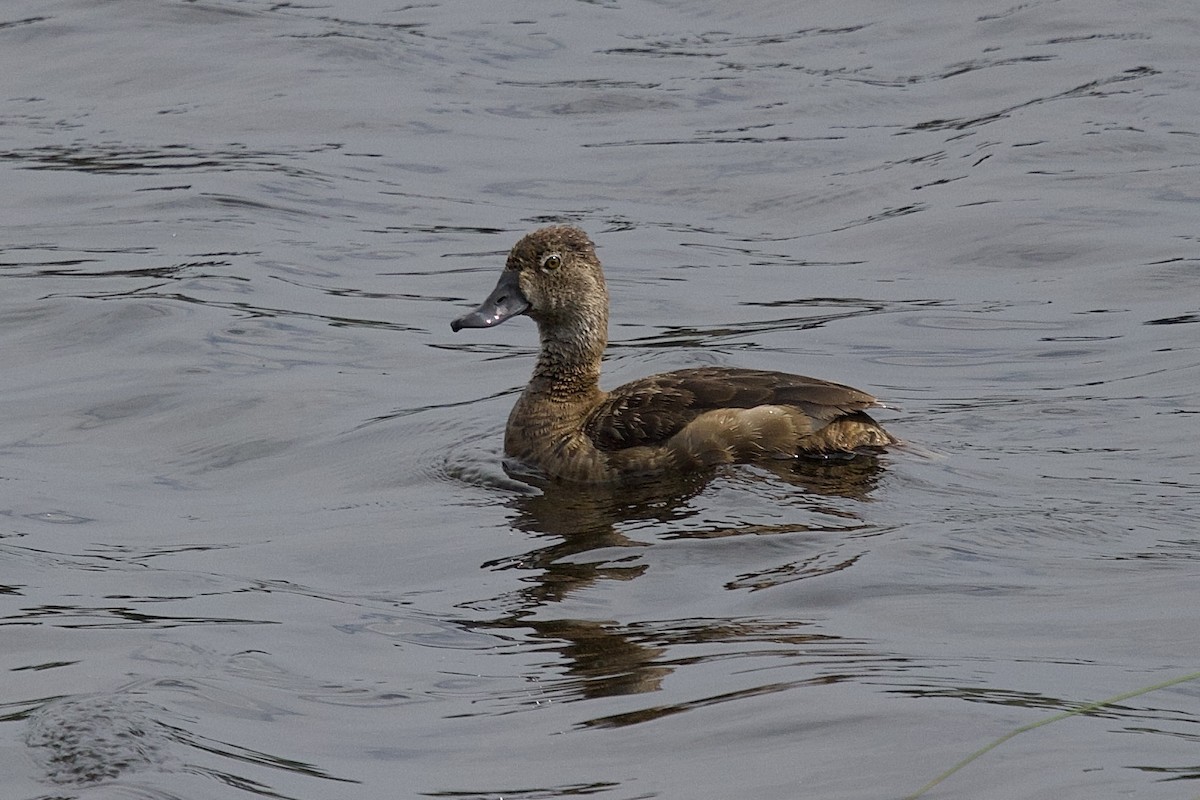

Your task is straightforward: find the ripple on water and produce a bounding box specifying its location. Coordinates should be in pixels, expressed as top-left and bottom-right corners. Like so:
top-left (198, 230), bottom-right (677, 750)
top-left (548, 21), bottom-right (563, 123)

top-left (25, 694), bottom-right (177, 785)
top-left (380, 403), bottom-right (531, 493)
top-left (22, 510), bottom-right (95, 524)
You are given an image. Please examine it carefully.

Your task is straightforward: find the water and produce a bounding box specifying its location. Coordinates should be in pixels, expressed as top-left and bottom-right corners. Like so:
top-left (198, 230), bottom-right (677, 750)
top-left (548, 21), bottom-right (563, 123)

top-left (2, 1), bottom-right (1198, 798)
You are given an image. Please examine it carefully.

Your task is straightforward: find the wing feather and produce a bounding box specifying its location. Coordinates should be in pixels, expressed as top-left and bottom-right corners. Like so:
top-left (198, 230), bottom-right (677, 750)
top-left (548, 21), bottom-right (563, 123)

top-left (583, 367), bottom-right (880, 451)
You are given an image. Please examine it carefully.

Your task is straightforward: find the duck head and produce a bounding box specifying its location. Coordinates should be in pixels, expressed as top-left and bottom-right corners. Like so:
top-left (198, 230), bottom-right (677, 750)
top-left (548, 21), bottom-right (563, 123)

top-left (451, 226), bottom-right (609, 335)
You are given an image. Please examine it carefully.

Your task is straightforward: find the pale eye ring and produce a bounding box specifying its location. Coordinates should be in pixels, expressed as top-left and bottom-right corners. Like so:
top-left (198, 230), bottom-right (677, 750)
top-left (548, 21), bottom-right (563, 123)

top-left (540, 253), bottom-right (562, 272)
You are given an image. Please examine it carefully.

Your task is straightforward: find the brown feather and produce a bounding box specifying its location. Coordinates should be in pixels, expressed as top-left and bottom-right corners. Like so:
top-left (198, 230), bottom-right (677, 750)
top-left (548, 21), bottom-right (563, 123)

top-left (583, 367), bottom-right (882, 451)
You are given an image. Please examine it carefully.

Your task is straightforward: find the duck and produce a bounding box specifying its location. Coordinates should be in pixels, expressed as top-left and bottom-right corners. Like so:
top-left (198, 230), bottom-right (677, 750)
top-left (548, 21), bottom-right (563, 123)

top-left (451, 225), bottom-right (895, 484)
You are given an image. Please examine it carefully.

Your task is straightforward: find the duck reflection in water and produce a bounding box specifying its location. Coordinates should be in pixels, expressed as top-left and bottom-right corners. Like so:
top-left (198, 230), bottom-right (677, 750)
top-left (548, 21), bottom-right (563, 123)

top-left (474, 459), bottom-right (887, 713)
top-left (490, 456), bottom-right (886, 589)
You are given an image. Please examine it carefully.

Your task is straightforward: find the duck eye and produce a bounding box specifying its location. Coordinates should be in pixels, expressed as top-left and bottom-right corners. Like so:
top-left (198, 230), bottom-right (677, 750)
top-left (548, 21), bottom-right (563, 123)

top-left (540, 253), bottom-right (562, 272)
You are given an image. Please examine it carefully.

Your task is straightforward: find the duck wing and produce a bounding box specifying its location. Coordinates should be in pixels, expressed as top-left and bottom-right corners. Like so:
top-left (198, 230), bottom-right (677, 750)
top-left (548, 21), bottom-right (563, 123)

top-left (583, 366), bottom-right (881, 451)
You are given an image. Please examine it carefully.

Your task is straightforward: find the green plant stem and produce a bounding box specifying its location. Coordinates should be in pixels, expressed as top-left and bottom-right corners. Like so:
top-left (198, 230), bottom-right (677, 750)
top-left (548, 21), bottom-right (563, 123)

top-left (905, 670), bottom-right (1200, 800)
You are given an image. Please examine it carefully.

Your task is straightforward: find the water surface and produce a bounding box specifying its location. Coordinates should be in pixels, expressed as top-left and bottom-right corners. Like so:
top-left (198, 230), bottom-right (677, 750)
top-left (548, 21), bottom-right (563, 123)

top-left (1, 1), bottom-right (1198, 798)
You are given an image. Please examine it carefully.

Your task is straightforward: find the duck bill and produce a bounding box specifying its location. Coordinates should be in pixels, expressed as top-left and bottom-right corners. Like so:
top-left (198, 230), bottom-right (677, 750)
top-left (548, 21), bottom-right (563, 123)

top-left (451, 270), bottom-right (530, 331)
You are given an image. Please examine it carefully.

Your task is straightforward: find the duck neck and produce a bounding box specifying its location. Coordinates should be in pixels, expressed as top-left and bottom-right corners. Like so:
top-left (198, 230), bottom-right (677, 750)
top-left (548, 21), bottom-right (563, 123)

top-left (528, 312), bottom-right (607, 400)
